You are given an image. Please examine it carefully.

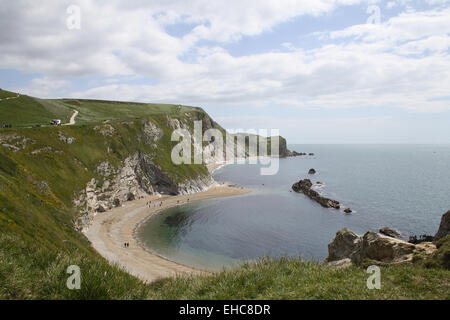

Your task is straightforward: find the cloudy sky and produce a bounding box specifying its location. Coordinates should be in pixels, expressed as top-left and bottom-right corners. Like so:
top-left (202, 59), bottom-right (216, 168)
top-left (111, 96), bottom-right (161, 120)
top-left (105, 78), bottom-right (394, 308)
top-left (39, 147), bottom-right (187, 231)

top-left (1, 0), bottom-right (450, 143)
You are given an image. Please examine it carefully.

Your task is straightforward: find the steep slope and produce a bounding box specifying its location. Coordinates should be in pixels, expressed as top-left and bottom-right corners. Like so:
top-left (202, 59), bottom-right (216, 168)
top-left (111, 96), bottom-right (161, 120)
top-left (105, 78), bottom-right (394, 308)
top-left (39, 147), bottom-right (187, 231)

top-left (0, 93), bottom-right (224, 298)
top-left (0, 91), bottom-right (293, 298)
top-left (2, 92), bottom-right (447, 300)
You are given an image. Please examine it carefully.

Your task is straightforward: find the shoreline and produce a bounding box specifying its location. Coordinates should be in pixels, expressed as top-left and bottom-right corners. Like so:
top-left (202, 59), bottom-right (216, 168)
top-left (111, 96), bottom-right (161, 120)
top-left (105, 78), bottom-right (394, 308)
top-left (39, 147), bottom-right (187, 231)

top-left (84, 184), bottom-right (251, 283)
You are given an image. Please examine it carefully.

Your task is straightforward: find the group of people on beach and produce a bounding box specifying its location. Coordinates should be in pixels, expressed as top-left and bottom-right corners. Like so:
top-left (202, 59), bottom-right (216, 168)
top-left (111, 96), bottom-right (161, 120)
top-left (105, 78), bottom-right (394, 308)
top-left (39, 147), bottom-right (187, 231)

top-left (145, 198), bottom-right (190, 208)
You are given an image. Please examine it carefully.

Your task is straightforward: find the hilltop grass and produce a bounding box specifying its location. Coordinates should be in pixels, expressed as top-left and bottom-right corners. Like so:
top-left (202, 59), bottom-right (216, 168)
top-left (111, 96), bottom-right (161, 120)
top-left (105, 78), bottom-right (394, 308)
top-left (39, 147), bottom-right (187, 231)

top-left (0, 90), bottom-right (18, 99)
top-left (0, 93), bottom-right (73, 127)
top-left (0, 89), bottom-right (204, 127)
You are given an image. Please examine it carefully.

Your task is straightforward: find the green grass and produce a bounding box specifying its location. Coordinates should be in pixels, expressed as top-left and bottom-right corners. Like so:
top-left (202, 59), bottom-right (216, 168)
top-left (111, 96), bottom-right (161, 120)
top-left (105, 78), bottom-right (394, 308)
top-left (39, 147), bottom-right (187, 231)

top-left (0, 91), bottom-right (448, 300)
top-left (0, 89), bottom-right (205, 127)
top-left (2, 233), bottom-right (448, 300)
top-left (147, 258), bottom-right (449, 300)
top-left (0, 89), bottom-right (18, 99)
top-left (0, 95), bottom-right (72, 127)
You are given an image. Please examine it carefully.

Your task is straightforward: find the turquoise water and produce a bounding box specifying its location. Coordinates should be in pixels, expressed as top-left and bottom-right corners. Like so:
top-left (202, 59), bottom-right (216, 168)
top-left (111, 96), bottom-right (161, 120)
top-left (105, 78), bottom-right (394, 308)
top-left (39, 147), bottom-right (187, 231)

top-left (137, 145), bottom-right (450, 270)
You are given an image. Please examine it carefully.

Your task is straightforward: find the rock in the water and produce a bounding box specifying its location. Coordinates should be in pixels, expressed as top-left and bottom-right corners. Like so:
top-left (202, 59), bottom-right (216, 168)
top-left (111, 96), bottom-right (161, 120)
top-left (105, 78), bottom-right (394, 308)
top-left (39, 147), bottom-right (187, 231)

top-left (326, 228), bottom-right (437, 266)
top-left (287, 150), bottom-right (303, 157)
top-left (308, 168), bottom-right (316, 174)
top-left (292, 179), bottom-right (340, 209)
top-left (434, 211), bottom-right (450, 241)
top-left (379, 227), bottom-right (400, 238)
top-left (344, 208), bottom-right (352, 214)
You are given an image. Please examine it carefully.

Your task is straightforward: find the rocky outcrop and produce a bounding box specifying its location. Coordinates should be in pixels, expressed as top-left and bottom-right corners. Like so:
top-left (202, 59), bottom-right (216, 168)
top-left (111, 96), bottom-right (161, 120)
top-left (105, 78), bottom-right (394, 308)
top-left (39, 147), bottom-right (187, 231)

top-left (344, 208), bottom-right (352, 214)
top-left (74, 152), bottom-right (214, 215)
top-left (308, 168), bottom-right (316, 174)
top-left (0, 133), bottom-right (36, 151)
top-left (434, 211), bottom-right (450, 241)
top-left (379, 227), bottom-right (401, 238)
top-left (327, 229), bottom-right (361, 262)
top-left (58, 131), bottom-right (75, 144)
top-left (142, 121), bottom-right (163, 147)
top-left (326, 229), bottom-right (437, 266)
top-left (93, 124), bottom-right (115, 137)
top-left (285, 151), bottom-right (312, 157)
top-left (292, 179), bottom-right (340, 209)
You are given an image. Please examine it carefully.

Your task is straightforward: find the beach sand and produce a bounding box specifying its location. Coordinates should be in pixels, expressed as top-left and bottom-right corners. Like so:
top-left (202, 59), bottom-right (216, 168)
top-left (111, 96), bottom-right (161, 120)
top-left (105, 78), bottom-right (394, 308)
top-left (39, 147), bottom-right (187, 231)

top-left (85, 185), bottom-right (250, 283)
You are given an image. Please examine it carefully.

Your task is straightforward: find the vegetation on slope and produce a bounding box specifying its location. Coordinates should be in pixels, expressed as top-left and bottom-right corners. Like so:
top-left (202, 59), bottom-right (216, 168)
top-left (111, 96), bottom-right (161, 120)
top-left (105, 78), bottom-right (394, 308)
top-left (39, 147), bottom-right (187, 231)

top-left (148, 257), bottom-right (449, 300)
top-left (0, 91), bottom-right (448, 300)
top-left (0, 89), bottom-right (209, 127)
top-left (0, 94), bottom-right (212, 299)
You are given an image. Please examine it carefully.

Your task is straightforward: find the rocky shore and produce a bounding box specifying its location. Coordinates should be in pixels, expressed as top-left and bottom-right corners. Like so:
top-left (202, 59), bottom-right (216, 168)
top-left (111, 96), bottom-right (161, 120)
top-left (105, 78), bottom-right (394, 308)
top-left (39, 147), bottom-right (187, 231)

top-left (292, 179), bottom-right (340, 209)
top-left (325, 211), bottom-right (450, 268)
top-left (285, 150), bottom-right (315, 157)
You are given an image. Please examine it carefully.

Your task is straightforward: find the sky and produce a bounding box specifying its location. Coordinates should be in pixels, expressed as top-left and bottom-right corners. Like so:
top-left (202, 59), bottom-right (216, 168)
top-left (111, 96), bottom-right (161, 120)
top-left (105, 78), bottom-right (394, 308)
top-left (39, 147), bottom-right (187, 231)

top-left (0, 0), bottom-right (450, 144)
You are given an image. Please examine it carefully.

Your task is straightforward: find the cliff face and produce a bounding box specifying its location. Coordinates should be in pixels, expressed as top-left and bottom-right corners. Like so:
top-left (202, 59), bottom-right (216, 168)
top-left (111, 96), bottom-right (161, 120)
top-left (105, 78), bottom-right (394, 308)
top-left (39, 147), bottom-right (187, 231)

top-left (75, 151), bottom-right (215, 216)
top-left (73, 111), bottom-right (222, 216)
top-left (0, 95), bottom-right (292, 241)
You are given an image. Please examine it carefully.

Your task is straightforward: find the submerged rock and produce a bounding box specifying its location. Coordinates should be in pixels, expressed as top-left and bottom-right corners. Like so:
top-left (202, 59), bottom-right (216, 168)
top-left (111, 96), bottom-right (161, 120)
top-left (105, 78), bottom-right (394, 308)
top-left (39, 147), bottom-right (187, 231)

top-left (292, 179), bottom-right (340, 209)
top-left (379, 227), bottom-right (400, 238)
top-left (308, 168), bottom-right (316, 174)
top-left (344, 208), bottom-right (352, 214)
top-left (434, 211), bottom-right (450, 241)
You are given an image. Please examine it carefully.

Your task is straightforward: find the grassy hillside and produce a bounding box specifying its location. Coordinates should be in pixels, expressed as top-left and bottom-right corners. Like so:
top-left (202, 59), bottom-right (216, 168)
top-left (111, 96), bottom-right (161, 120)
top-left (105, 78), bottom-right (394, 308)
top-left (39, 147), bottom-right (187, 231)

top-left (0, 91), bottom-right (448, 300)
top-left (148, 257), bottom-right (450, 300)
top-left (0, 89), bottom-right (209, 127)
top-left (0, 93), bottom-right (214, 298)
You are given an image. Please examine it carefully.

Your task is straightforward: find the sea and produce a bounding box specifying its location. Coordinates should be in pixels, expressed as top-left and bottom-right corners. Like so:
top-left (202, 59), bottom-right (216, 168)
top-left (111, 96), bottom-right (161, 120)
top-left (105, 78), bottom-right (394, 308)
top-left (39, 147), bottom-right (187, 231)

top-left (137, 145), bottom-right (450, 271)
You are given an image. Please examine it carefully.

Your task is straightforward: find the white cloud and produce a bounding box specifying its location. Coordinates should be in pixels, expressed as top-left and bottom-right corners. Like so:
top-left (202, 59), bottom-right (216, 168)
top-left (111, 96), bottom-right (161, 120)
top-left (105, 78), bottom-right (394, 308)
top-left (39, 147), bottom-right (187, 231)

top-left (2, 0), bottom-right (450, 115)
top-left (15, 77), bottom-right (70, 98)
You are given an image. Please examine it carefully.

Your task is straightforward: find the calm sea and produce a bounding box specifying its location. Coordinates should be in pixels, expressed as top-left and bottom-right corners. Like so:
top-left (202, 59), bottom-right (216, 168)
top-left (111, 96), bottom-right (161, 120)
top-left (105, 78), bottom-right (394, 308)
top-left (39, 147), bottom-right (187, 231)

top-left (137, 145), bottom-right (450, 270)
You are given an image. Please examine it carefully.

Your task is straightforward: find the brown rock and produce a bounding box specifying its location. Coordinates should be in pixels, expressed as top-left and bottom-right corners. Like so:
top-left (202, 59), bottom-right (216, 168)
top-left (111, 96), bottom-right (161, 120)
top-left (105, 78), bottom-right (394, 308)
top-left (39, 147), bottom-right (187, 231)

top-left (434, 211), bottom-right (450, 241)
top-left (379, 227), bottom-right (401, 238)
top-left (326, 228), bottom-right (437, 266)
top-left (326, 228), bottom-right (361, 262)
top-left (292, 179), bottom-right (340, 209)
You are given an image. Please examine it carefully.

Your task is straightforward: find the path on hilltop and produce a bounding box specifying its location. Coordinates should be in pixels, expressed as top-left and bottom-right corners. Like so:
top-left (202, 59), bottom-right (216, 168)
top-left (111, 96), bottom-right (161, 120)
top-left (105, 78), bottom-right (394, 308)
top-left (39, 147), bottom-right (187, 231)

top-left (0, 93), bottom-right (20, 102)
top-left (64, 110), bottom-right (79, 125)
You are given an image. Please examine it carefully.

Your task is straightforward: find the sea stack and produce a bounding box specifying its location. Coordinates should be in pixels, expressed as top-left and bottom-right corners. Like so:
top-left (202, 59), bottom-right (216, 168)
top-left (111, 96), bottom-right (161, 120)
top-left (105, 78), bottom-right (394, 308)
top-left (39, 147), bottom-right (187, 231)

top-left (292, 179), bottom-right (340, 209)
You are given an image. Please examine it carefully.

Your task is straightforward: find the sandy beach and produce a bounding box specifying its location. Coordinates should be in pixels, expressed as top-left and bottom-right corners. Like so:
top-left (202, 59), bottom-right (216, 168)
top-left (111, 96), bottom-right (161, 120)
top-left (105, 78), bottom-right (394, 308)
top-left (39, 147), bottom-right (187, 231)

top-left (85, 185), bottom-right (251, 283)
